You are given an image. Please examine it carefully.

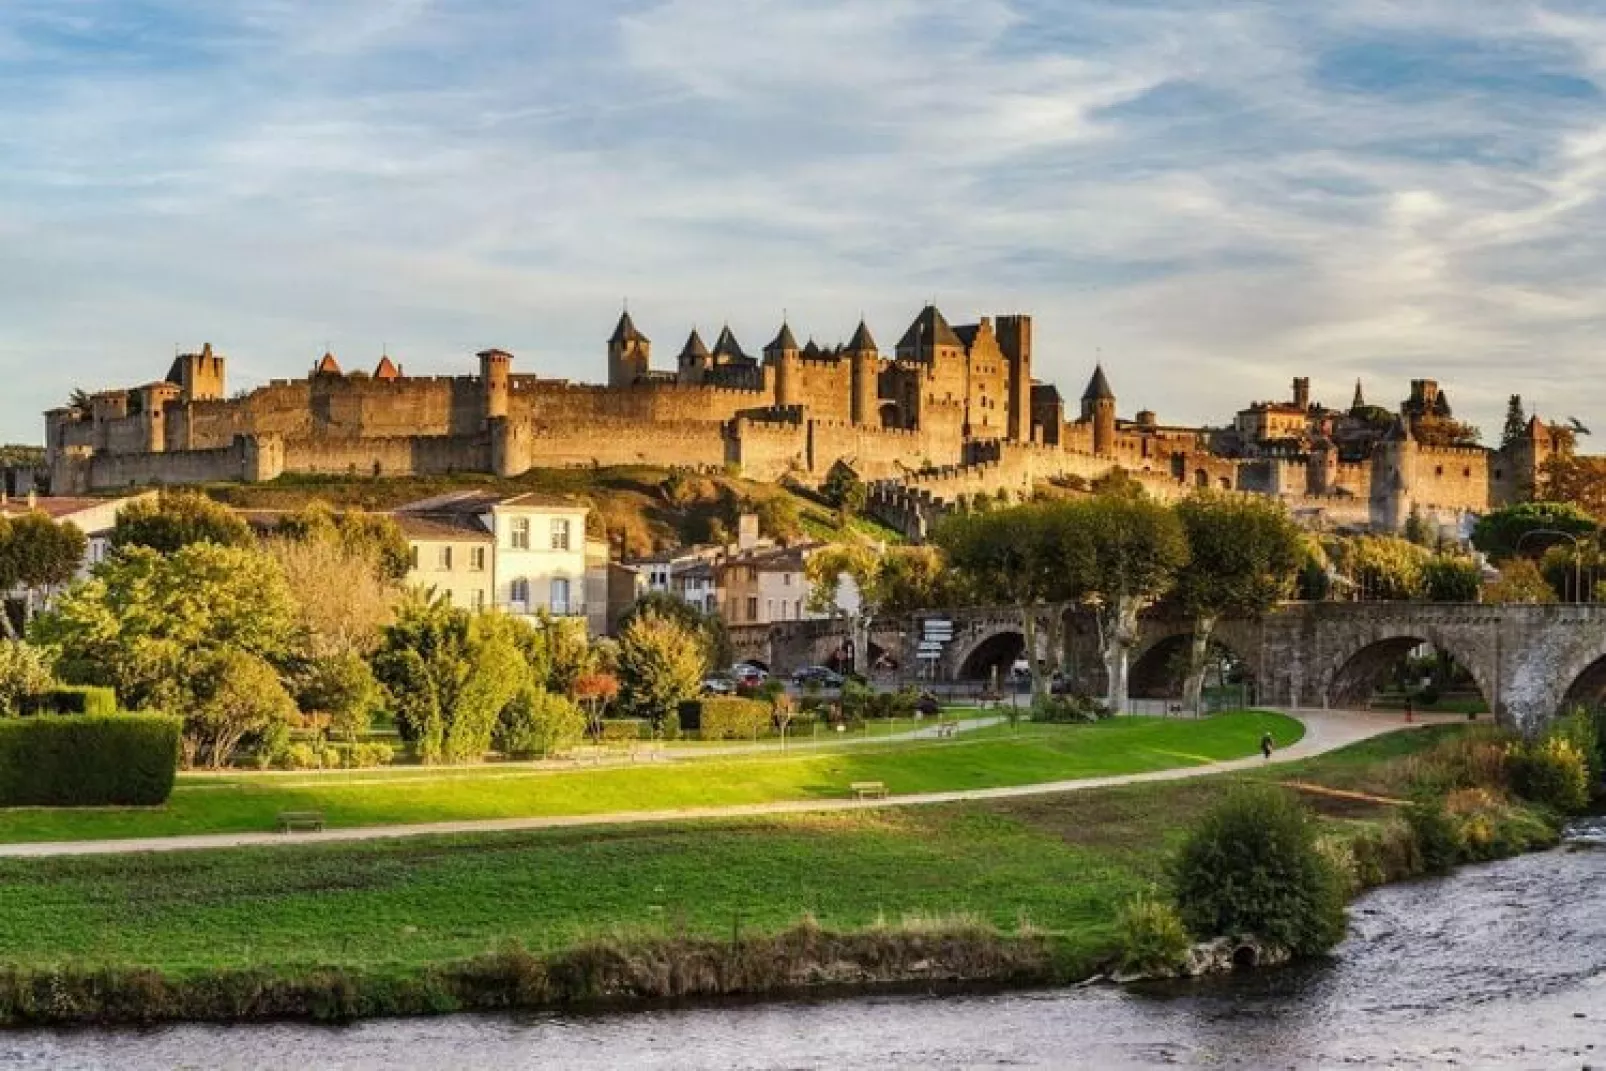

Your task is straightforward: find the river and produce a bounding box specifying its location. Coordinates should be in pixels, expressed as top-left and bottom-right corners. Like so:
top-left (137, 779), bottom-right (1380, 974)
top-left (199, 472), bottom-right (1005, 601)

top-left (6, 821), bottom-right (1604, 1070)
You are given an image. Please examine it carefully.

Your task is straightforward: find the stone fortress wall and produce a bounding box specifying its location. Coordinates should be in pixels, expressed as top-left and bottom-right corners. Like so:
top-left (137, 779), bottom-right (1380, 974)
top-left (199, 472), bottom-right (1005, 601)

top-left (43, 307), bottom-right (1565, 540)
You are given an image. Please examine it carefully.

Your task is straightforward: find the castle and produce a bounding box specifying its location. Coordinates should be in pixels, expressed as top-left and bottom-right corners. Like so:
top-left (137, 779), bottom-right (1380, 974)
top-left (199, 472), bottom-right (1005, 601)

top-left (44, 306), bottom-right (1568, 536)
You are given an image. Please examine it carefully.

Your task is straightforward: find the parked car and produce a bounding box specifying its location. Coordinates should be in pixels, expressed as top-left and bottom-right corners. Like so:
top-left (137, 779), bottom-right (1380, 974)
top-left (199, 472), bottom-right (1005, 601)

top-left (792, 665), bottom-right (845, 688)
top-left (731, 663), bottom-right (769, 686)
top-left (701, 675), bottom-right (736, 696)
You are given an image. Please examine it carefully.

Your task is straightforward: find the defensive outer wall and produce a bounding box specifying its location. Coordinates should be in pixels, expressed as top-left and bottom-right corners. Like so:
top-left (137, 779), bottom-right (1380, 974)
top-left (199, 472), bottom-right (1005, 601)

top-left (734, 602), bottom-right (1606, 735)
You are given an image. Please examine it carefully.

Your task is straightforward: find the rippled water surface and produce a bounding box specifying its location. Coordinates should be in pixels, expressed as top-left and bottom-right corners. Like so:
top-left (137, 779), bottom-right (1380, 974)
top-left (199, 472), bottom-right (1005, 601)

top-left (6, 824), bottom-right (1604, 1070)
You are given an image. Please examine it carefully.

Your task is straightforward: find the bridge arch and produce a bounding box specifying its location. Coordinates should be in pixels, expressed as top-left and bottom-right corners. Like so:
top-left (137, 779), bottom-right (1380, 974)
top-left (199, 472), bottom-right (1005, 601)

top-left (1127, 619), bottom-right (1265, 702)
top-left (1322, 627), bottom-right (1494, 713)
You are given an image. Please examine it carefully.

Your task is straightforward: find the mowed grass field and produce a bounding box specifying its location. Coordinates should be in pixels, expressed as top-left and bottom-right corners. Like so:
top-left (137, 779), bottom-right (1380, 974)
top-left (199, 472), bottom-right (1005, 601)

top-left (0, 712), bottom-right (1301, 843)
top-left (0, 724), bottom-right (1434, 980)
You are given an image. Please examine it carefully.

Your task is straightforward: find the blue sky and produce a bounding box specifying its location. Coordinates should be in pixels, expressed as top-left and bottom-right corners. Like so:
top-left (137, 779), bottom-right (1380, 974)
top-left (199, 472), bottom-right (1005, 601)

top-left (4, 0), bottom-right (1606, 444)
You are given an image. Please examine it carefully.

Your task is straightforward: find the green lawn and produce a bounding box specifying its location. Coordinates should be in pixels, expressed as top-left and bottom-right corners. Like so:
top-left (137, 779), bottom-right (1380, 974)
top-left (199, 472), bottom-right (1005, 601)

top-left (0, 712), bottom-right (1301, 843)
top-left (0, 720), bottom-right (1436, 981)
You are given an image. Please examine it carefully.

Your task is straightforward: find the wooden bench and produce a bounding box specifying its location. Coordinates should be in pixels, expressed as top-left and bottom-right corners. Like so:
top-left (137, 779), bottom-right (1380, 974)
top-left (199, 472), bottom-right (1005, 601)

top-left (276, 810), bottom-right (326, 833)
top-left (850, 781), bottom-right (888, 800)
top-left (936, 723), bottom-right (957, 739)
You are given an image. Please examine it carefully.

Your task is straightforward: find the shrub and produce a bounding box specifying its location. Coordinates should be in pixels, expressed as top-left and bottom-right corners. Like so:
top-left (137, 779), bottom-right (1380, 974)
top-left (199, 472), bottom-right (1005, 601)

top-left (1349, 821), bottom-right (1421, 888)
top-left (0, 714), bottom-right (180, 806)
top-left (1508, 736), bottom-right (1590, 813)
top-left (598, 718), bottom-right (649, 742)
top-left (1113, 893), bottom-right (1191, 976)
top-left (348, 742), bottom-right (395, 768)
top-left (19, 685), bottom-right (118, 717)
top-left (495, 687), bottom-right (586, 758)
top-left (1172, 785), bottom-right (1348, 957)
top-left (1031, 695), bottom-right (1109, 723)
top-left (277, 742), bottom-right (321, 770)
top-left (0, 641), bottom-right (53, 716)
top-left (1404, 801), bottom-right (1463, 874)
top-left (697, 698), bottom-right (772, 740)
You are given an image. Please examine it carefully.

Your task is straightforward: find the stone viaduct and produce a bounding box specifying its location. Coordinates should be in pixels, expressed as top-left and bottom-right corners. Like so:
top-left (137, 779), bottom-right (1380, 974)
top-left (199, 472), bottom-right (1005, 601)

top-left (731, 602), bottom-right (1606, 735)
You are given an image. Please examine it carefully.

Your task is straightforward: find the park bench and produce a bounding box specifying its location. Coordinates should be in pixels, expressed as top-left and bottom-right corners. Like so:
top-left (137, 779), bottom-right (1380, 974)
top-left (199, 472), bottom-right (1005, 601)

top-left (936, 723), bottom-right (957, 739)
top-left (276, 810), bottom-right (326, 833)
top-left (850, 781), bottom-right (888, 800)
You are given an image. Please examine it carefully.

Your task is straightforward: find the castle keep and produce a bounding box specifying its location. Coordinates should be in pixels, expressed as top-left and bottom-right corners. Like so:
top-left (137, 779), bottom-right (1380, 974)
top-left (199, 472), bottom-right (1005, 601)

top-left (45, 306), bottom-right (1563, 534)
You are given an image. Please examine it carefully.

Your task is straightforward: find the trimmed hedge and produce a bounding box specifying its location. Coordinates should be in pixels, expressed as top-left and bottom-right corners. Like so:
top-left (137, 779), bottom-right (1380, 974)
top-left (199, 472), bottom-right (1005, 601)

top-left (598, 718), bottom-right (650, 742)
top-left (19, 686), bottom-right (118, 717)
top-left (0, 714), bottom-right (180, 806)
top-left (697, 698), bottom-right (772, 740)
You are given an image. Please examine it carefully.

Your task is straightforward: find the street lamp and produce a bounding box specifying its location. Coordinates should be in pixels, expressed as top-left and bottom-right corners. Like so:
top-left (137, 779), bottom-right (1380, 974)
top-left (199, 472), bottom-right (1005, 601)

top-left (1516, 528), bottom-right (1587, 603)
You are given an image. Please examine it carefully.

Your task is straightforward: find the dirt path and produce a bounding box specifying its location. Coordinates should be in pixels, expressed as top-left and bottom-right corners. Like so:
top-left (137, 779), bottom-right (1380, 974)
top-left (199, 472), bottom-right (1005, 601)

top-left (0, 709), bottom-right (1445, 859)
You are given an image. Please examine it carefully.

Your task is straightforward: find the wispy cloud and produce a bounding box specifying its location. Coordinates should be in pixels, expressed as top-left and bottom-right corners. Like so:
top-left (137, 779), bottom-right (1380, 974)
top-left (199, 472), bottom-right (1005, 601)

top-left (4, 0), bottom-right (1606, 441)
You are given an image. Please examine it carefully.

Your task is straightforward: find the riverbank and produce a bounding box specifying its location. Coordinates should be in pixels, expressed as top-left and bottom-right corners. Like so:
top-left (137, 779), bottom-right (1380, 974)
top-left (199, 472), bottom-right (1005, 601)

top-left (0, 722), bottom-right (1564, 1026)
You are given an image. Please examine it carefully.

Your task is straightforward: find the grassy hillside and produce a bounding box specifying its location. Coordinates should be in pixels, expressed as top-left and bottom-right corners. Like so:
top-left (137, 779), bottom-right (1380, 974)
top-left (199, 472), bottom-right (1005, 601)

top-left (196, 465), bottom-right (901, 555)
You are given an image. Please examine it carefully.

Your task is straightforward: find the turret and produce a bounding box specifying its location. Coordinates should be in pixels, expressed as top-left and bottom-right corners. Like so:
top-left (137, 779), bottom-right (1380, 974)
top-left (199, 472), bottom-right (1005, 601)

top-left (165, 342), bottom-right (226, 402)
top-left (1370, 417), bottom-right (1418, 531)
top-left (763, 321), bottom-right (801, 409)
top-left (677, 328), bottom-right (712, 385)
top-left (477, 348), bottom-right (512, 422)
top-left (1081, 365), bottom-right (1116, 458)
top-left (846, 320), bottom-right (879, 426)
top-left (996, 315), bottom-right (1033, 442)
top-left (607, 311), bottom-right (651, 387)
top-left (1292, 377), bottom-right (1310, 410)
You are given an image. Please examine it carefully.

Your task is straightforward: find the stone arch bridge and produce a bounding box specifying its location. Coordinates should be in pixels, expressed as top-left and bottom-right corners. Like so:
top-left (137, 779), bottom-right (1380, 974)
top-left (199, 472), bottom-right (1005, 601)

top-left (732, 603), bottom-right (1606, 735)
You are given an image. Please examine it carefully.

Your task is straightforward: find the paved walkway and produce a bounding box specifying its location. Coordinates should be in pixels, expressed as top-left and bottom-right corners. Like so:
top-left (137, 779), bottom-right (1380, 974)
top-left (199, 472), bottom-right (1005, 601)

top-left (0, 709), bottom-right (1448, 859)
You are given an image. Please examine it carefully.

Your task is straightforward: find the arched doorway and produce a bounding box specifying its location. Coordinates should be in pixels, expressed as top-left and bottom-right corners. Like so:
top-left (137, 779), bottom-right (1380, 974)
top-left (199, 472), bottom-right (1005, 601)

top-left (958, 630), bottom-right (1025, 682)
top-left (1327, 636), bottom-right (1489, 715)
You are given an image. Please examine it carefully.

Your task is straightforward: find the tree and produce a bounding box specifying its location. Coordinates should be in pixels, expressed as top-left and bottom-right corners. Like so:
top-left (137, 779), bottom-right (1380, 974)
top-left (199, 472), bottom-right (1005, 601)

top-left (1500, 395), bottom-right (1527, 449)
top-left (0, 512), bottom-right (87, 634)
top-left (617, 591), bottom-right (730, 669)
top-left (274, 503), bottom-right (411, 582)
top-left (806, 544), bottom-right (946, 678)
top-left (1471, 502), bottom-right (1596, 562)
top-left (299, 652), bottom-right (383, 742)
top-left (1421, 554), bottom-right (1482, 602)
top-left (1069, 495), bottom-right (1190, 713)
top-left (110, 491), bottom-right (253, 553)
top-left (182, 649), bottom-right (297, 768)
top-left (822, 462), bottom-right (868, 516)
top-left (495, 686), bottom-right (586, 757)
top-left (0, 641), bottom-right (53, 715)
top-left (573, 672), bottom-right (621, 740)
top-left (616, 611), bottom-right (707, 731)
top-left (265, 535), bottom-right (399, 658)
top-left (1537, 455), bottom-right (1606, 518)
top-left (371, 592), bottom-right (475, 763)
top-left (30, 543), bottom-right (299, 710)
top-left (1410, 414), bottom-right (1481, 447)
top-left (1326, 535), bottom-right (1429, 601)
top-left (446, 633), bottom-right (528, 763)
top-left (1172, 493), bottom-right (1302, 712)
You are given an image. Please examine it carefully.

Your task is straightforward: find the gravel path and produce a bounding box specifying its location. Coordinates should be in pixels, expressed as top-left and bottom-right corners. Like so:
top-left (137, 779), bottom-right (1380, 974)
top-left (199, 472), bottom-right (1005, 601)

top-left (0, 709), bottom-right (1445, 859)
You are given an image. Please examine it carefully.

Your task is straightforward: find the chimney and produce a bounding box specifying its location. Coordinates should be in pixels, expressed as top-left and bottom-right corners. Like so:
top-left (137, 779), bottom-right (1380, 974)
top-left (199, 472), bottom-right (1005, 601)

top-left (738, 513), bottom-right (759, 551)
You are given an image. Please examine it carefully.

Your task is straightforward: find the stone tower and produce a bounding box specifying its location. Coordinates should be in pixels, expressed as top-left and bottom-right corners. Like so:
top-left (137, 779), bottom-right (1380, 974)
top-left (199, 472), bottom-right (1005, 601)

top-left (166, 342), bottom-right (226, 402)
top-left (1081, 365), bottom-right (1116, 458)
top-left (608, 311), bottom-right (651, 387)
top-left (1292, 377), bottom-right (1310, 410)
top-left (846, 319), bottom-right (879, 427)
top-left (1369, 417), bottom-right (1418, 531)
top-left (996, 315), bottom-right (1033, 442)
top-left (677, 328), bottom-right (712, 385)
top-left (478, 348), bottom-right (512, 422)
top-left (763, 321), bottom-right (801, 409)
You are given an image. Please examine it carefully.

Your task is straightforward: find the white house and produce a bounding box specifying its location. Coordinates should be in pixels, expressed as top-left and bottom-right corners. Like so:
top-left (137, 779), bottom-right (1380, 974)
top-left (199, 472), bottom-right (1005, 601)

top-left (397, 491), bottom-right (594, 628)
top-left (0, 491), bottom-right (154, 579)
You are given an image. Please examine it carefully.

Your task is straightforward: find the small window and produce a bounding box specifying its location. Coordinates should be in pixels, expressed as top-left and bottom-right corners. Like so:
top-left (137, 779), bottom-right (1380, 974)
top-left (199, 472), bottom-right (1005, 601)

top-left (438, 546), bottom-right (453, 570)
top-left (550, 518), bottom-right (571, 551)
top-left (511, 578), bottom-right (530, 605)
top-left (473, 589), bottom-right (486, 611)
top-left (782, 573), bottom-right (791, 586)
top-left (511, 518), bottom-right (531, 550)
top-left (766, 598), bottom-right (774, 620)
top-left (1434, 465), bottom-right (1444, 477)
top-left (551, 577), bottom-right (571, 614)
top-left (1463, 467), bottom-right (1471, 478)
top-left (470, 547), bottom-right (487, 572)
top-left (408, 545), bottom-right (419, 570)
top-left (746, 596), bottom-right (759, 622)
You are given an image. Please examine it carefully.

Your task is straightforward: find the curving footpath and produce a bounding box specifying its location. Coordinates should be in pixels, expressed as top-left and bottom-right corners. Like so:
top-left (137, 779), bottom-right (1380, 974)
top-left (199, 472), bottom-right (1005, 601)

top-left (0, 709), bottom-right (1449, 859)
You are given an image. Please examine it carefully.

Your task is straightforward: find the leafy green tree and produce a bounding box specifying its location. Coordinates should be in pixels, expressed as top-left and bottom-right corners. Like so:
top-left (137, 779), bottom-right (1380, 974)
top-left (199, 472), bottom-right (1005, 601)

top-left (1172, 493), bottom-right (1302, 712)
top-left (1471, 502), bottom-right (1596, 562)
top-left (1500, 394), bottom-right (1527, 449)
top-left (446, 633), bottom-right (528, 763)
top-left (1538, 542), bottom-right (1606, 604)
top-left (371, 592), bottom-right (475, 763)
top-left (821, 462), bottom-right (868, 516)
top-left (617, 591), bottom-right (730, 670)
top-left (111, 491), bottom-right (253, 553)
top-left (299, 652), bottom-right (383, 742)
top-left (616, 610), bottom-right (707, 730)
top-left (1483, 557), bottom-right (1557, 604)
top-left (1421, 554), bottom-right (1483, 602)
top-left (806, 544), bottom-right (948, 677)
top-left (182, 649), bottom-right (298, 768)
top-left (0, 641), bottom-right (53, 715)
top-left (1326, 535), bottom-right (1429, 601)
top-left (1173, 785), bottom-right (1348, 957)
top-left (0, 512), bottom-right (87, 634)
top-left (30, 543), bottom-right (299, 709)
top-left (274, 503), bottom-right (411, 582)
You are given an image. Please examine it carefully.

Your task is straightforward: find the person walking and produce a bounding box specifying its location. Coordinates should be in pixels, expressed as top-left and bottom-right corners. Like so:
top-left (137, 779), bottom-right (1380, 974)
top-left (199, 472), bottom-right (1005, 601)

top-left (1260, 730), bottom-right (1275, 762)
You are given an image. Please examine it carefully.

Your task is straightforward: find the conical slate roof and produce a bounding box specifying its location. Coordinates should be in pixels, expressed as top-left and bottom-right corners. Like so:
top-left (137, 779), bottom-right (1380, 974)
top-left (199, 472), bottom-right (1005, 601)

top-left (609, 310), bottom-right (648, 345)
top-left (1351, 378), bottom-right (1366, 410)
top-left (846, 319), bottom-right (879, 354)
top-left (1081, 364), bottom-right (1114, 402)
top-left (895, 305), bottom-right (963, 352)
top-left (712, 325), bottom-right (747, 362)
top-left (678, 328), bottom-right (711, 361)
top-left (374, 355), bottom-right (401, 380)
top-left (315, 352), bottom-right (342, 375)
top-left (765, 322), bottom-right (800, 354)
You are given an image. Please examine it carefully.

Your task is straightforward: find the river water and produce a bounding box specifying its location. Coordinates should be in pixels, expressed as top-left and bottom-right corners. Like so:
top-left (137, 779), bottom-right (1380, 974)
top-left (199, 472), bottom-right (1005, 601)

top-left (6, 822), bottom-right (1605, 1070)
